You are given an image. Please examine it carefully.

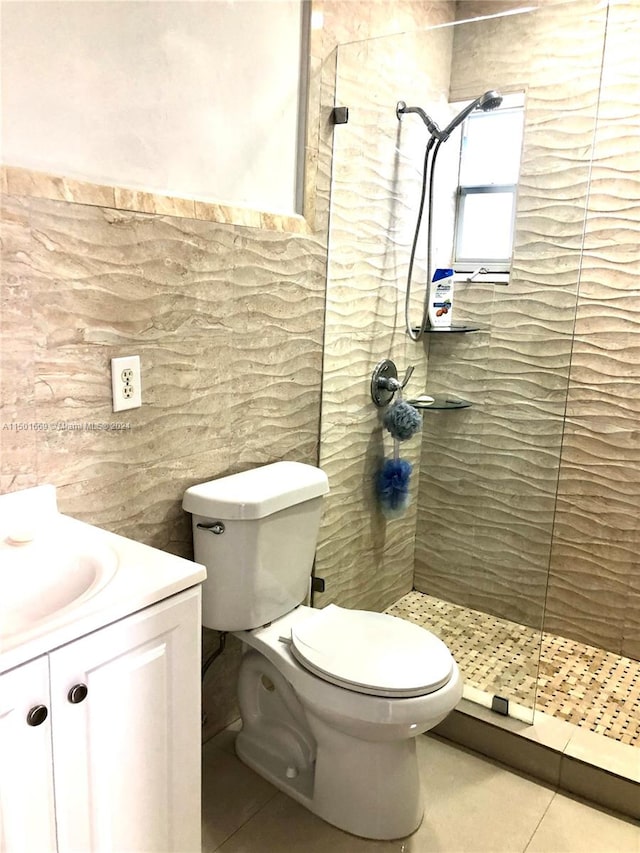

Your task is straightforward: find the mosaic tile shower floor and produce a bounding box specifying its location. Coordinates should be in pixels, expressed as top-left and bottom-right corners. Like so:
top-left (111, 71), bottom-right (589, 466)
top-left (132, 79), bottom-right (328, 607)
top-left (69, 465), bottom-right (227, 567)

top-left (386, 591), bottom-right (640, 747)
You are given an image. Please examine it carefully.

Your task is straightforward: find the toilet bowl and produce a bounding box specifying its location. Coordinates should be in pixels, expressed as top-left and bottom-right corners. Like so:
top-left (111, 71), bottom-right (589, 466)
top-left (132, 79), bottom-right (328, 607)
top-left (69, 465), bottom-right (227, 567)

top-left (183, 461), bottom-right (463, 840)
top-left (234, 605), bottom-right (462, 839)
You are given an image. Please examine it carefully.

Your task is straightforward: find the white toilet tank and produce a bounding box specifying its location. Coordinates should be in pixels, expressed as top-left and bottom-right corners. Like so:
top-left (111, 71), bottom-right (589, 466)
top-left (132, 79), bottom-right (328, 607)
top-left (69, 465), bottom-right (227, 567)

top-left (183, 461), bottom-right (330, 631)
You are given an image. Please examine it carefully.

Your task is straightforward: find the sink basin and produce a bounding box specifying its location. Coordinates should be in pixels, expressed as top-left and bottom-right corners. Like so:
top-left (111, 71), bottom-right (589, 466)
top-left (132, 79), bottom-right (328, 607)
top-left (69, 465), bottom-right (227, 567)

top-left (0, 483), bottom-right (205, 672)
top-left (0, 536), bottom-right (118, 637)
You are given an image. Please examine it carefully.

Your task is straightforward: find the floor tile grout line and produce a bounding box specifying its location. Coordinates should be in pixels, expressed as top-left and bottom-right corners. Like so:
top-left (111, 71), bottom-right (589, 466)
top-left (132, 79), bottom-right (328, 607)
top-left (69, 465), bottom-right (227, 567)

top-left (521, 787), bottom-right (560, 853)
top-left (212, 789), bottom-right (282, 853)
top-left (202, 735), bottom-right (281, 853)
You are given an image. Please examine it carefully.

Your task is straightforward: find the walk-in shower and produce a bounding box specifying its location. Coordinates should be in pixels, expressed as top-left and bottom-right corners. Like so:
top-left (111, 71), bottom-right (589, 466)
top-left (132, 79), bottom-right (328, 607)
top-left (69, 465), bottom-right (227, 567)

top-left (396, 90), bottom-right (503, 341)
top-left (319, 0), bottom-right (639, 799)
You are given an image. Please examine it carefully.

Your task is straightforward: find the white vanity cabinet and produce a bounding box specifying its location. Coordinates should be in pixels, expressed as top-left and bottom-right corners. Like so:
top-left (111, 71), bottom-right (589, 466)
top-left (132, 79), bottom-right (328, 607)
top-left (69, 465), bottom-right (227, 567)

top-left (0, 586), bottom-right (201, 853)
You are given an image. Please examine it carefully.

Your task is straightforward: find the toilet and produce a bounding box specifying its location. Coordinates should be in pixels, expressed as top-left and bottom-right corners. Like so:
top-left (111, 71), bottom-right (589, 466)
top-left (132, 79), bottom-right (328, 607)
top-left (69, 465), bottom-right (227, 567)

top-left (183, 461), bottom-right (462, 840)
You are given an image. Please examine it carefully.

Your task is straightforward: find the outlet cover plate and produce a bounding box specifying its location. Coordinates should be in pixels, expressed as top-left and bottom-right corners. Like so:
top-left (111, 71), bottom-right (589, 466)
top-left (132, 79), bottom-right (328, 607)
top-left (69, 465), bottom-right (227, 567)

top-left (111, 355), bottom-right (141, 412)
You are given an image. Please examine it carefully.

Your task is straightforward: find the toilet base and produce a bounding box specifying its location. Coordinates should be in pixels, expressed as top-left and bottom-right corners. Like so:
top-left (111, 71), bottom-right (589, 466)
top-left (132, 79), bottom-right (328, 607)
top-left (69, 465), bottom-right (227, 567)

top-left (235, 726), bottom-right (316, 802)
top-left (235, 720), bottom-right (423, 840)
top-left (310, 709), bottom-right (424, 839)
top-left (235, 649), bottom-right (424, 841)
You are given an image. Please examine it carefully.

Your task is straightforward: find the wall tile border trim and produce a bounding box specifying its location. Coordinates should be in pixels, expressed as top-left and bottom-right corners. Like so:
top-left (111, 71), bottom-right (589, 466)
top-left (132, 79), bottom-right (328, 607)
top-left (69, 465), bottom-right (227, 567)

top-left (0, 165), bottom-right (313, 235)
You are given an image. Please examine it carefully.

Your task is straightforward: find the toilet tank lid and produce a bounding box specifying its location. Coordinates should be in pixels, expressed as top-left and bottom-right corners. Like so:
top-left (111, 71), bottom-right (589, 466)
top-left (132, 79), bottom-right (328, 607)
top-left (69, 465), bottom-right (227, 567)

top-left (182, 461), bottom-right (330, 520)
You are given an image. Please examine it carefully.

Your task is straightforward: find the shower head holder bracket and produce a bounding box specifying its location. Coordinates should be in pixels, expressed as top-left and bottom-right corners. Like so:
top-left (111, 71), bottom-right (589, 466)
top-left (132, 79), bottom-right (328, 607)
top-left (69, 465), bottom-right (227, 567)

top-left (371, 359), bottom-right (414, 407)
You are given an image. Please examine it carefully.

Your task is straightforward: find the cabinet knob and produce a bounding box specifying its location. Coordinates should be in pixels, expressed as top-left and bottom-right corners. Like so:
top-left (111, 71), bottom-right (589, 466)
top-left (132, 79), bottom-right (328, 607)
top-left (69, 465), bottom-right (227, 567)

top-left (67, 683), bottom-right (88, 704)
top-left (26, 704), bottom-right (49, 726)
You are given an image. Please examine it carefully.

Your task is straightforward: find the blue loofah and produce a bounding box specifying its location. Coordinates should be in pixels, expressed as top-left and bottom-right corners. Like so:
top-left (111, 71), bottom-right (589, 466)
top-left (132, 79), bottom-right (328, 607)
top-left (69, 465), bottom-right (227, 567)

top-left (376, 457), bottom-right (413, 517)
top-left (383, 400), bottom-right (422, 441)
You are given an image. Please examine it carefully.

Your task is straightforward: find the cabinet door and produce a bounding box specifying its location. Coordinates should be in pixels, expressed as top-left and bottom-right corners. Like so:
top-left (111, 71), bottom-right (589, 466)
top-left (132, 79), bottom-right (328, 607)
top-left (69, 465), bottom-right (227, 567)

top-left (0, 655), bottom-right (57, 853)
top-left (50, 587), bottom-right (201, 853)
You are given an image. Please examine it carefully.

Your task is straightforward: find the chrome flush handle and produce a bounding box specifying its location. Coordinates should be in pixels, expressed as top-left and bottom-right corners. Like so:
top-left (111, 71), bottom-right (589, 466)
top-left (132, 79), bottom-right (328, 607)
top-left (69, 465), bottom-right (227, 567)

top-left (197, 522), bottom-right (226, 535)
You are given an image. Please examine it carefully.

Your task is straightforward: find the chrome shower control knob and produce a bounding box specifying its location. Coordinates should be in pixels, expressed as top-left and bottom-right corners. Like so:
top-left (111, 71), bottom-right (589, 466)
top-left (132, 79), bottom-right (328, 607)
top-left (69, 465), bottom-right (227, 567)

top-left (67, 683), bottom-right (88, 704)
top-left (26, 704), bottom-right (48, 726)
top-left (371, 359), bottom-right (415, 407)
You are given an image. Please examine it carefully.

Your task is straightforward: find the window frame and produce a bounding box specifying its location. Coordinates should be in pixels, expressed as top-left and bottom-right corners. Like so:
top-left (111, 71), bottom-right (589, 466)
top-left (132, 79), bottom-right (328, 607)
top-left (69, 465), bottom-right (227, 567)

top-left (452, 98), bottom-right (525, 275)
top-left (454, 184), bottom-right (518, 269)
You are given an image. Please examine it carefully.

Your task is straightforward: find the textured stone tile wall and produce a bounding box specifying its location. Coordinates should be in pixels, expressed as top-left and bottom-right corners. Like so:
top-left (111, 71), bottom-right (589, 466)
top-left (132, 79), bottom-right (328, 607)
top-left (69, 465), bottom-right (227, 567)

top-left (1, 196), bottom-right (325, 538)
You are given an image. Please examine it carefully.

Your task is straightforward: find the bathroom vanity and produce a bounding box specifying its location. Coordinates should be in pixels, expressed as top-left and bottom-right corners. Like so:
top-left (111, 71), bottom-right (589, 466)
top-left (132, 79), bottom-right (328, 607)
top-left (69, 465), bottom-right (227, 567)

top-left (0, 485), bottom-right (206, 853)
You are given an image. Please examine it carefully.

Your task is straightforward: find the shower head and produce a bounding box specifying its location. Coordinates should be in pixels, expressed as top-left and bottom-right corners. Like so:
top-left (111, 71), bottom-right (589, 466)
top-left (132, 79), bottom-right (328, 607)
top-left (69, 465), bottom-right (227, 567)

top-left (478, 90), bottom-right (503, 111)
top-left (440, 89), bottom-right (503, 140)
top-left (397, 90), bottom-right (503, 142)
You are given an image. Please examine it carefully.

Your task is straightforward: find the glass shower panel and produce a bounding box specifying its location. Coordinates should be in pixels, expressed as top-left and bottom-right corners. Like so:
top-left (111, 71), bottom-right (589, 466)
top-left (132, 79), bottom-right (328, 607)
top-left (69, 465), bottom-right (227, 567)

top-left (315, 28), bottom-right (451, 616)
top-left (323, 1), bottom-right (607, 723)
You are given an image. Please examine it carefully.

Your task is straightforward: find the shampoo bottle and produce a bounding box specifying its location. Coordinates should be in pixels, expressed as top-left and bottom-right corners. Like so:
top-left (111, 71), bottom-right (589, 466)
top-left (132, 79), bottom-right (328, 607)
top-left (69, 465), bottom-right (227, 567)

top-left (428, 268), bottom-right (455, 328)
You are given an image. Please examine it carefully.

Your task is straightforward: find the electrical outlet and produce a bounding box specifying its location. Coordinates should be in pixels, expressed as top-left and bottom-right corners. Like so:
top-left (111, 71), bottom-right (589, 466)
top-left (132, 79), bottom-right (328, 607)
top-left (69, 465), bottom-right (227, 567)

top-left (111, 356), bottom-right (142, 412)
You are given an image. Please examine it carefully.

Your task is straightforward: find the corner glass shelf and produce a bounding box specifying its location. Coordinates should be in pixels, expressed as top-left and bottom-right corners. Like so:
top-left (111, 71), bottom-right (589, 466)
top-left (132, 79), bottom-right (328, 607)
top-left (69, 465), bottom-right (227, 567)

top-left (412, 325), bottom-right (481, 334)
top-left (408, 395), bottom-right (472, 410)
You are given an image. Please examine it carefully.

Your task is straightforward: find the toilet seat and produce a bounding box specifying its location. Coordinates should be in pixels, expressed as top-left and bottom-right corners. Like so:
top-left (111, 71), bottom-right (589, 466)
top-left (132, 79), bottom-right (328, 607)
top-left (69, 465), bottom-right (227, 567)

top-left (289, 604), bottom-right (453, 698)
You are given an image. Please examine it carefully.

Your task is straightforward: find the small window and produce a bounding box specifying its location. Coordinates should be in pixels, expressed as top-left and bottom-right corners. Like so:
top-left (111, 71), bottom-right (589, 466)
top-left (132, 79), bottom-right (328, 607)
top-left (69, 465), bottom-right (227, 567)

top-left (454, 94), bottom-right (525, 273)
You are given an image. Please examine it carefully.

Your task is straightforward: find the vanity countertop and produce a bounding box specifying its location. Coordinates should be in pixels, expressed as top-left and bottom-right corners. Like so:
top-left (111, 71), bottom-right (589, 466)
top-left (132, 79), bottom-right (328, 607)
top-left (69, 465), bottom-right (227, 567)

top-left (0, 484), bottom-right (206, 673)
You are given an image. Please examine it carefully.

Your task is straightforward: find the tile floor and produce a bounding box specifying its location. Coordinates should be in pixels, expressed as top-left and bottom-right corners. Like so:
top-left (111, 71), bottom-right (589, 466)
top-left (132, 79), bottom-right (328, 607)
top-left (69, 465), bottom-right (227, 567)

top-left (202, 723), bottom-right (640, 852)
top-left (387, 592), bottom-right (640, 746)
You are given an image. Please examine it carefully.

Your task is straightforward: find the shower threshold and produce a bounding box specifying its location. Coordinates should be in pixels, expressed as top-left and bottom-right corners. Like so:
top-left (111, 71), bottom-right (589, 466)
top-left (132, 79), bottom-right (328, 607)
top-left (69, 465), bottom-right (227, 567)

top-left (387, 591), bottom-right (639, 820)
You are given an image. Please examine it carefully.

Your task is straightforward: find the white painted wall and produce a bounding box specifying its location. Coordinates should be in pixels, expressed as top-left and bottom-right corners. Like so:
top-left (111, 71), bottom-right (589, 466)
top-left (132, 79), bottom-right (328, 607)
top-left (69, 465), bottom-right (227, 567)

top-left (1, 0), bottom-right (306, 214)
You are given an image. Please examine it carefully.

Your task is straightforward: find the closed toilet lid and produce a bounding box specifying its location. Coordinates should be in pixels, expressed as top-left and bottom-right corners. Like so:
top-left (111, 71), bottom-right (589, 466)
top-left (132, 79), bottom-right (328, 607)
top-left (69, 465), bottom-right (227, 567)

top-left (289, 604), bottom-right (454, 698)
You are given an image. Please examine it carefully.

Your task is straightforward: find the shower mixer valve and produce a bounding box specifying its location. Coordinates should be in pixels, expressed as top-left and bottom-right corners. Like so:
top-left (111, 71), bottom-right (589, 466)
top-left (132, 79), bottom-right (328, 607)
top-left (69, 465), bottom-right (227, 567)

top-left (371, 359), bottom-right (414, 407)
